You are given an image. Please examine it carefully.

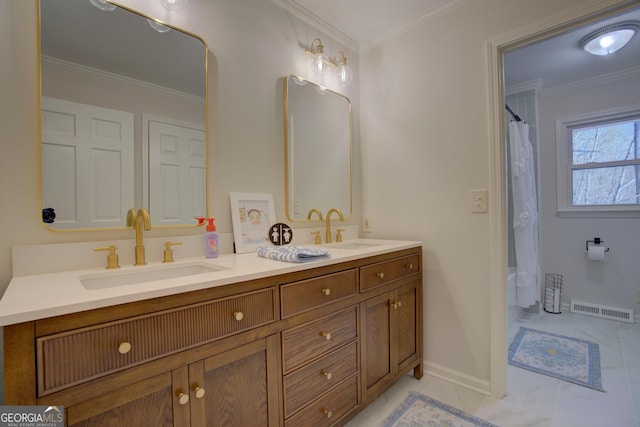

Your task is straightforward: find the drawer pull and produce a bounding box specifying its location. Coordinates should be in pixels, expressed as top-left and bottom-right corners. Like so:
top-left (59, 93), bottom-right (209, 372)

top-left (405, 263), bottom-right (414, 269)
top-left (178, 392), bottom-right (189, 405)
top-left (323, 409), bottom-right (333, 419)
top-left (321, 332), bottom-right (332, 341)
top-left (321, 288), bottom-right (331, 296)
top-left (118, 342), bottom-right (132, 354)
top-left (234, 311), bottom-right (244, 321)
top-left (376, 272), bottom-right (385, 279)
top-left (391, 301), bottom-right (402, 309)
top-left (193, 386), bottom-right (206, 399)
top-left (322, 371), bottom-right (333, 380)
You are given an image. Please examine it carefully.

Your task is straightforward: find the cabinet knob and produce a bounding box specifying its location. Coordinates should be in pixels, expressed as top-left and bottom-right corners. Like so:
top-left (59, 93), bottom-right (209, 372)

top-left (392, 301), bottom-right (402, 309)
top-left (321, 288), bottom-right (331, 296)
top-left (321, 332), bottom-right (332, 341)
top-left (322, 371), bottom-right (332, 380)
top-left (323, 409), bottom-right (333, 419)
top-left (234, 311), bottom-right (244, 321)
top-left (178, 392), bottom-right (189, 405)
top-left (405, 263), bottom-right (414, 269)
top-left (193, 386), bottom-right (206, 399)
top-left (376, 272), bottom-right (385, 279)
top-left (118, 342), bottom-right (132, 354)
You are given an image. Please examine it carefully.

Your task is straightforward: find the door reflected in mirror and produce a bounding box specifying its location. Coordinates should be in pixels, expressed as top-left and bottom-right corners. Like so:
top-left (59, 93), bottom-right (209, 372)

top-left (39, 0), bottom-right (207, 229)
top-left (284, 75), bottom-right (352, 222)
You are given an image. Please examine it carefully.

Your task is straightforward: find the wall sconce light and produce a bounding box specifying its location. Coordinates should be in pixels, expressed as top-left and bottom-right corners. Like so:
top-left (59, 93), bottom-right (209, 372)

top-left (305, 38), bottom-right (354, 86)
top-left (579, 21), bottom-right (639, 56)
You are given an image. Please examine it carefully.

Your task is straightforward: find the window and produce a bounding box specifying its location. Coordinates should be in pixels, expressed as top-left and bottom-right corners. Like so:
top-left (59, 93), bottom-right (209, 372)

top-left (556, 106), bottom-right (640, 217)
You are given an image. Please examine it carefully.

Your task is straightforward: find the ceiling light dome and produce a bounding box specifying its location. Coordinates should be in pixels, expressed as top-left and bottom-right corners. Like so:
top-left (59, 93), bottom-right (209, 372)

top-left (579, 21), bottom-right (639, 56)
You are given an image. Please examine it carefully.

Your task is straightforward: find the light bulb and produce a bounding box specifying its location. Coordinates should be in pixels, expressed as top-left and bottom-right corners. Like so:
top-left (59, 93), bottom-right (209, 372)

top-left (579, 22), bottom-right (639, 56)
top-left (161, 0), bottom-right (189, 13)
top-left (337, 63), bottom-right (353, 86)
top-left (312, 52), bottom-right (330, 75)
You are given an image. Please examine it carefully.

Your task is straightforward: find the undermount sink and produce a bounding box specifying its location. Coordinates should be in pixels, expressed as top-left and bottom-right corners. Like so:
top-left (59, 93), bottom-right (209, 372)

top-left (325, 240), bottom-right (383, 250)
top-left (80, 261), bottom-right (228, 290)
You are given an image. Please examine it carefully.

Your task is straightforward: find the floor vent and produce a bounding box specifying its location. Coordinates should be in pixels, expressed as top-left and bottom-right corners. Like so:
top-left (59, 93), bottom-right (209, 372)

top-left (570, 300), bottom-right (634, 323)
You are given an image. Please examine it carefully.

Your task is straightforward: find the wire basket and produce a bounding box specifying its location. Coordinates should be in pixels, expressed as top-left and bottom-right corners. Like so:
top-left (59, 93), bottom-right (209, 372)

top-left (543, 273), bottom-right (563, 314)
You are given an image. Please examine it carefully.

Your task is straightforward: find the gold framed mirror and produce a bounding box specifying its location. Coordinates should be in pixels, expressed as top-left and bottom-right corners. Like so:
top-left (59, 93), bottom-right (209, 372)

top-left (39, 0), bottom-right (208, 230)
top-left (284, 75), bottom-right (352, 222)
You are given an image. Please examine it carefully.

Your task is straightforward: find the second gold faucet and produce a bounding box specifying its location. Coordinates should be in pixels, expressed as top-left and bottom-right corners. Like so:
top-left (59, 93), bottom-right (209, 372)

top-left (325, 208), bottom-right (344, 244)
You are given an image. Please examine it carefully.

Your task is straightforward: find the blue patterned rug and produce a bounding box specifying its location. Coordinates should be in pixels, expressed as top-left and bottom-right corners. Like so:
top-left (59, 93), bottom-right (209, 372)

top-left (381, 391), bottom-right (498, 427)
top-left (508, 327), bottom-right (604, 392)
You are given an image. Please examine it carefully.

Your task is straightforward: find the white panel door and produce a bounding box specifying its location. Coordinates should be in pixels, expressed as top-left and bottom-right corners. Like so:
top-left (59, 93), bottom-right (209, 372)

top-left (41, 97), bottom-right (134, 228)
top-left (147, 118), bottom-right (206, 226)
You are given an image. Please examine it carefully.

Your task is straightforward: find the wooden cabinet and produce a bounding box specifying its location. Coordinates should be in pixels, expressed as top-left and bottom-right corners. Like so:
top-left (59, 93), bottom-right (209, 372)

top-left (4, 246), bottom-right (422, 427)
top-left (360, 259), bottom-right (422, 403)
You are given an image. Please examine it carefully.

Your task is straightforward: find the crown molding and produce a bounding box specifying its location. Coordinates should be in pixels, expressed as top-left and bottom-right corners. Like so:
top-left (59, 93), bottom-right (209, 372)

top-left (505, 79), bottom-right (542, 96)
top-left (268, 0), bottom-right (359, 52)
top-left (541, 65), bottom-right (640, 96)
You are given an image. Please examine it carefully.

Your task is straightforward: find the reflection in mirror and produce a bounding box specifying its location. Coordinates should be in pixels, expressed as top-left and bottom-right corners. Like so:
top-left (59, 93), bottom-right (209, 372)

top-left (285, 75), bottom-right (352, 221)
top-left (39, 0), bottom-right (207, 229)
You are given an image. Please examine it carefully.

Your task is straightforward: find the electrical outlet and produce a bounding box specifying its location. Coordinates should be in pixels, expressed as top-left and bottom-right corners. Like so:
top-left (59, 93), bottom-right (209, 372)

top-left (363, 215), bottom-right (372, 233)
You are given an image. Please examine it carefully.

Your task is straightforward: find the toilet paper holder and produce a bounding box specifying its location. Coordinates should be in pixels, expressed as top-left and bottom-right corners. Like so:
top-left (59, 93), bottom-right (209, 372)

top-left (586, 237), bottom-right (609, 252)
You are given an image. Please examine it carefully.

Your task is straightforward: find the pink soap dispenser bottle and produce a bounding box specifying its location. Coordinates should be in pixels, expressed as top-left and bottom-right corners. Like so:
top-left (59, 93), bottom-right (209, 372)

top-left (197, 217), bottom-right (219, 258)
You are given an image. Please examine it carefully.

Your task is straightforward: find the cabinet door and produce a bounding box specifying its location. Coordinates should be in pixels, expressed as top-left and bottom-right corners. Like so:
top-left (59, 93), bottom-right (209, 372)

top-left (190, 335), bottom-right (281, 426)
top-left (393, 281), bottom-right (420, 374)
top-left (65, 371), bottom-right (187, 427)
top-left (361, 292), bottom-right (392, 399)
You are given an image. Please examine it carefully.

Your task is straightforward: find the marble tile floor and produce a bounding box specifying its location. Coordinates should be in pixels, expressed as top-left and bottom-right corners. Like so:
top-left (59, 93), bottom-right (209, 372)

top-left (346, 311), bottom-right (640, 427)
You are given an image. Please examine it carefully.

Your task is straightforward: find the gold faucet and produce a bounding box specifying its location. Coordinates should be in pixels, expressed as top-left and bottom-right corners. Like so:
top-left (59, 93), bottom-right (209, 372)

top-left (307, 208), bottom-right (324, 221)
top-left (325, 208), bottom-right (344, 244)
top-left (133, 208), bottom-right (151, 266)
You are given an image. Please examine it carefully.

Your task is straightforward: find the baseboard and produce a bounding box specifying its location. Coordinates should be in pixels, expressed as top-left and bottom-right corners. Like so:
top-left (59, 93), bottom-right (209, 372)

top-left (423, 360), bottom-right (491, 396)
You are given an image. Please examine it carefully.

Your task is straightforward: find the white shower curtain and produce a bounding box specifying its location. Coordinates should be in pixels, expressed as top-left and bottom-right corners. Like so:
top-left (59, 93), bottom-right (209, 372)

top-left (509, 121), bottom-right (540, 307)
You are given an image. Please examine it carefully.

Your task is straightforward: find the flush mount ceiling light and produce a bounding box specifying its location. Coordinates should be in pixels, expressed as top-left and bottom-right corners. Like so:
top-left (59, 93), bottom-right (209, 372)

top-left (161, 0), bottom-right (190, 13)
top-left (579, 21), bottom-right (639, 56)
top-left (89, 0), bottom-right (116, 12)
top-left (305, 38), bottom-right (354, 87)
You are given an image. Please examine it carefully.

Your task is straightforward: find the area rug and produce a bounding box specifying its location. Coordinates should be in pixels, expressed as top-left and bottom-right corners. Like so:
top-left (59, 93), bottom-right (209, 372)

top-left (508, 327), bottom-right (604, 392)
top-left (381, 391), bottom-right (498, 427)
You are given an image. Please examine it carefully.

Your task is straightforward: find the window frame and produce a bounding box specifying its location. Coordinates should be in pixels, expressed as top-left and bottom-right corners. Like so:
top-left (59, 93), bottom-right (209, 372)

top-left (555, 104), bottom-right (640, 218)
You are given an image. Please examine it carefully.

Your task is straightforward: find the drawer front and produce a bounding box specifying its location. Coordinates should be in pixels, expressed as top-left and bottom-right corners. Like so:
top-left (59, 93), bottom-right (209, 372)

top-left (284, 341), bottom-right (358, 417)
top-left (284, 375), bottom-right (359, 427)
top-left (282, 306), bottom-right (357, 373)
top-left (360, 254), bottom-right (420, 292)
top-left (37, 288), bottom-right (276, 395)
top-left (281, 269), bottom-right (357, 318)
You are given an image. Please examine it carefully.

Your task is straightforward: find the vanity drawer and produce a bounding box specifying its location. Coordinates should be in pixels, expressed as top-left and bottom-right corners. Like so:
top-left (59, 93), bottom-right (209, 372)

top-left (284, 375), bottom-right (359, 427)
top-left (359, 254), bottom-right (420, 292)
top-left (282, 306), bottom-right (357, 373)
top-left (281, 269), bottom-right (357, 318)
top-left (36, 288), bottom-right (276, 395)
top-left (284, 341), bottom-right (358, 417)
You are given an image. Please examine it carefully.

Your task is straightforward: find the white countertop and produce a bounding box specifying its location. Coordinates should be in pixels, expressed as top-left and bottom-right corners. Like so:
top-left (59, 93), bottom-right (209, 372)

top-left (0, 239), bottom-right (421, 326)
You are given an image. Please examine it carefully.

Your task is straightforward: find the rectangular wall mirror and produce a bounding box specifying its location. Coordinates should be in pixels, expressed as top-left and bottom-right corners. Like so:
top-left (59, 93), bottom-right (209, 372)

top-left (39, 0), bottom-right (208, 230)
top-left (284, 75), bottom-right (352, 221)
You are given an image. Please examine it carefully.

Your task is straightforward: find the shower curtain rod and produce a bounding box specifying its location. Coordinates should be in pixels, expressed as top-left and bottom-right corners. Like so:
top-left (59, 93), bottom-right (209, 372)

top-left (505, 104), bottom-right (522, 122)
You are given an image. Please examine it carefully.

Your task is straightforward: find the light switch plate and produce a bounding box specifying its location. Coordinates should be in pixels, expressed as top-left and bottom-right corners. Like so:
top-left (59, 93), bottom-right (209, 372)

top-left (471, 189), bottom-right (488, 213)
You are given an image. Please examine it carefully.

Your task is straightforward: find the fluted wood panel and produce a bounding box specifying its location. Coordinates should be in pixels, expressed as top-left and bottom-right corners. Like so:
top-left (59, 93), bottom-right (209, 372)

top-left (280, 269), bottom-right (357, 318)
top-left (284, 341), bottom-right (358, 417)
top-left (37, 288), bottom-right (275, 395)
top-left (284, 375), bottom-right (359, 427)
top-left (363, 293), bottom-right (391, 389)
top-left (282, 306), bottom-right (357, 374)
top-left (359, 254), bottom-right (420, 292)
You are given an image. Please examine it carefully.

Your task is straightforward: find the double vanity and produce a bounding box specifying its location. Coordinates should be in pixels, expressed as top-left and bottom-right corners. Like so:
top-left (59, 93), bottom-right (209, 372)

top-left (3, 239), bottom-right (423, 427)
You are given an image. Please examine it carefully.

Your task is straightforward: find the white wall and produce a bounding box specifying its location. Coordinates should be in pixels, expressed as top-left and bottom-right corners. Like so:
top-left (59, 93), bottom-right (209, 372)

top-left (538, 74), bottom-right (640, 312)
top-left (359, 0), bottom-right (628, 390)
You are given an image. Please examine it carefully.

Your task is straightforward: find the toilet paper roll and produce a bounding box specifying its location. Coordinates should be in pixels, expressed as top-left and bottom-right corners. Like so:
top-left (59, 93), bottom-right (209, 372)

top-left (588, 246), bottom-right (606, 261)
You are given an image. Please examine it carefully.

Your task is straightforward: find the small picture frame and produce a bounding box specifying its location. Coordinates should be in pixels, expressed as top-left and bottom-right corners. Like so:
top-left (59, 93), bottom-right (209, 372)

top-left (229, 192), bottom-right (276, 253)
